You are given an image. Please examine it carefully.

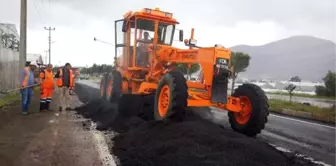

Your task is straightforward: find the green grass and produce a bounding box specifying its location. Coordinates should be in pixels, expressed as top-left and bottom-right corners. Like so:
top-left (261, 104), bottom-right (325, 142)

top-left (0, 92), bottom-right (20, 107)
top-left (267, 91), bottom-right (336, 100)
top-left (0, 87), bottom-right (40, 108)
top-left (88, 76), bottom-right (101, 80)
top-left (269, 99), bottom-right (335, 118)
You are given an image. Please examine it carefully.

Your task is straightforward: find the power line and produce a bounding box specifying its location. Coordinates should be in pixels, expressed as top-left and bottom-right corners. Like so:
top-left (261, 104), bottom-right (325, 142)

top-left (44, 27), bottom-right (55, 64)
top-left (33, 0), bottom-right (45, 25)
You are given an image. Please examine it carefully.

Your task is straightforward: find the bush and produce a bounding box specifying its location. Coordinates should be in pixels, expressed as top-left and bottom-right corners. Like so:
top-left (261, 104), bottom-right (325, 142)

top-left (315, 85), bottom-right (328, 96)
top-left (323, 71), bottom-right (335, 97)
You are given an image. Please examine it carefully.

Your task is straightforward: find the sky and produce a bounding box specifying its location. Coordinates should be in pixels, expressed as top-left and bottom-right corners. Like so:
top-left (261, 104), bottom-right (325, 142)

top-left (0, 0), bottom-right (335, 66)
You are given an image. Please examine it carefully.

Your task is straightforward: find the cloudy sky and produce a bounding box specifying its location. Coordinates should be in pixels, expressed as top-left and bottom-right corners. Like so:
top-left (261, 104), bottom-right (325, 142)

top-left (0, 0), bottom-right (335, 66)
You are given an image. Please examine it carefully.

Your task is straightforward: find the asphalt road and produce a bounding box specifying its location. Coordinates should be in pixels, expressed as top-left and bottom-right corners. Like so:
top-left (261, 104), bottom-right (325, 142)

top-left (195, 108), bottom-right (336, 166)
top-left (77, 80), bottom-right (336, 166)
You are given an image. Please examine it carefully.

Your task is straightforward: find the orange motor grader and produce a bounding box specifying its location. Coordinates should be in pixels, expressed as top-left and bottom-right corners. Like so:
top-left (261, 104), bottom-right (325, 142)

top-left (100, 8), bottom-right (269, 136)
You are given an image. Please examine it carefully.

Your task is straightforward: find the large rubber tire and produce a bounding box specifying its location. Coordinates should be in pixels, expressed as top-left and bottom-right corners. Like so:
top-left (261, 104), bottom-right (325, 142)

top-left (154, 71), bottom-right (188, 121)
top-left (228, 83), bottom-right (269, 137)
top-left (106, 70), bottom-right (122, 103)
top-left (100, 73), bottom-right (108, 99)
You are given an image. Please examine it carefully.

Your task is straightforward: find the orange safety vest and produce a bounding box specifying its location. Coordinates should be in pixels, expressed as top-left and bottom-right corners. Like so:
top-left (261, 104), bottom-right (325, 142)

top-left (40, 69), bottom-right (55, 89)
top-left (71, 74), bottom-right (75, 88)
top-left (21, 67), bottom-right (30, 88)
top-left (56, 68), bottom-right (74, 87)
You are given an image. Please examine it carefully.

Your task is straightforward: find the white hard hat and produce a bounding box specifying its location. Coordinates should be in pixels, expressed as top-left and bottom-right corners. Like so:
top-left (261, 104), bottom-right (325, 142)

top-left (29, 61), bottom-right (38, 66)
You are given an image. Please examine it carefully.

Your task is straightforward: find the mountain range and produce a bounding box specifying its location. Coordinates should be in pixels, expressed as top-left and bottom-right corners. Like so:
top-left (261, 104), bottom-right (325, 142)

top-left (230, 36), bottom-right (336, 81)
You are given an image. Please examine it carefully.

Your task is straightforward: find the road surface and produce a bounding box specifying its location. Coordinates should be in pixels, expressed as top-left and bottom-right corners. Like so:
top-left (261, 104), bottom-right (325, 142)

top-left (78, 80), bottom-right (336, 166)
top-left (194, 107), bottom-right (335, 166)
top-left (0, 89), bottom-right (105, 166)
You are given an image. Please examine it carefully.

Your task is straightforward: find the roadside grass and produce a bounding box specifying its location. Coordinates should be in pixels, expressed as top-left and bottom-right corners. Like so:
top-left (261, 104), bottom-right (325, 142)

top-left (0, 92), bottom-right (20, 107)
top-left (0, 87), bottom-right (40, 108)
top-left (87, 76), bottom-right (101, 81)
top-left (269, 99), bottom-right (335, 120)
top-left (267, 91), bottom-right (336, 100)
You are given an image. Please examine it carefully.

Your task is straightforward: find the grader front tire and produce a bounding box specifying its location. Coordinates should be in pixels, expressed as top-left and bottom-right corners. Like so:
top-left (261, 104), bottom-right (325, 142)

top-left (154, 71), bottom-right (188, 121)
top-left (228, 83), bottom-right (269, 137)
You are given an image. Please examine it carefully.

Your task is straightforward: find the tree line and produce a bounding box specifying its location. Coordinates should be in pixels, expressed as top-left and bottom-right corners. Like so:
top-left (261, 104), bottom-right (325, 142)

top-left (80, 64), bottom-right (114, 74)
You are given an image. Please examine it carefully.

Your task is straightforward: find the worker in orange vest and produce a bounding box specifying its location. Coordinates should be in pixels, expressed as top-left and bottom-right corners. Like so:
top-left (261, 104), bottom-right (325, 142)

top-left (19, 61), bottom-right (38, 115)
top-left (69, 72), bottom-right (76, 95)
top-left (39, 64), bottom-right (55, 111)
top-left (55, 63), bottom-right (74, 111)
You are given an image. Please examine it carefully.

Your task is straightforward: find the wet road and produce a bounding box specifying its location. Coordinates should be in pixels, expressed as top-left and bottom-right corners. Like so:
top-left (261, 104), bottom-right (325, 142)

top-left (0, 90), bottom-right (104, 166)
top-left (199, 108), bottom-right (336, 166)
top-left (77, 80), bottom-right (336, 166)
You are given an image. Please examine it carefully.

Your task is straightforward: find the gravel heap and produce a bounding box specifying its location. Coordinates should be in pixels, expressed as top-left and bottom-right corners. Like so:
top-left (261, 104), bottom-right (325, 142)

top-left (74, 83), bottom-right (318, 166)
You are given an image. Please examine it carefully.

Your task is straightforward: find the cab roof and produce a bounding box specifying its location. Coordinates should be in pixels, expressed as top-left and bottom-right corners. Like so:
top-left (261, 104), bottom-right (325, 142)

top-left (123, 8), bottom-right (179, 24)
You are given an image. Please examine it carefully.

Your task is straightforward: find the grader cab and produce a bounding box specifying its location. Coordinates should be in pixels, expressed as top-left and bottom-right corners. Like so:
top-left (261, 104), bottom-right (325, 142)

top-left (100, 8), bottom-right (269, 136)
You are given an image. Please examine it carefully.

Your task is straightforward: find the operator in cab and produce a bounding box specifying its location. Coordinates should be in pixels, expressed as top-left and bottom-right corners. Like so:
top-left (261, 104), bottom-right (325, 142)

top-left (137, 31), bottom-right (151, 67)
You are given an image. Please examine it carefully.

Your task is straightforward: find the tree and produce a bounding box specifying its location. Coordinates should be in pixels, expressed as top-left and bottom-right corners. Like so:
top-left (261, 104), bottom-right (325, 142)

top-left (175, 63), bottom-right (200, 76)
top-left (79, 64), bottom-right (113, 75)
top-left (290, 76), bottom-right (301, 82)
top-left (323, 71), bottom-right (335, 97)
top-left (315, 85), bottom-right (328, 96)
top-left (230, 52), bottom-right (251, 94)
top-left (285, 84), bottom-right (296, 103)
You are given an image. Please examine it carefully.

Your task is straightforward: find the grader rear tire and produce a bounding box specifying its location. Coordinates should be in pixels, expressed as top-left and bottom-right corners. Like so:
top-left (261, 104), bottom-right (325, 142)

top-left (106, 70), bottom-right (122, 103)
top-left (154, 71), bottom-right (188, 121)
top-left (228, 83), bottom-right (269, 137)
top-left (100, 73), bottom-right (108, 99)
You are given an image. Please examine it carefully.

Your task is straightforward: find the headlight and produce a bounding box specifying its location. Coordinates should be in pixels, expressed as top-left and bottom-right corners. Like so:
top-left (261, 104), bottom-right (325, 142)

top-left (145, 8), bottom-right (151, 14)
top-left (165, 12), bottom-right (173, 18)
top-left (215, 44), bottom-right (225, 48)
top-left (189, 39), bottom-right (197, 45)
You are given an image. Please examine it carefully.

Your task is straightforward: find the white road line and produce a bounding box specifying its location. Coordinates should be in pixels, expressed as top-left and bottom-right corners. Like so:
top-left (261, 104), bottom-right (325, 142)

top-left (90, 122), bottom-right (117, 166)
top-left (270, 114), bottom-right (336, 130)
top-left (269, 144), bottom-right (332, 166)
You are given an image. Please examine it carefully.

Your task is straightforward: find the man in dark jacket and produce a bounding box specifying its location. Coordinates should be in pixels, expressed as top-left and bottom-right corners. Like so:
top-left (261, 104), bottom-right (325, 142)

top-left (55, 63), bottom-right (73, 112)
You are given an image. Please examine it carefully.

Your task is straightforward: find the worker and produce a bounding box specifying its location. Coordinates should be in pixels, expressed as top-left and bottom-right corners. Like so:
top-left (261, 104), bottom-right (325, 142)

top-left (137, 31), bottom-right (151, 67)
top-left (55, 63), bottom-right (74, 111)
top-left (20, 61), bottom-right (38, 115)
top-left (39, 64), bottom-right (55, 111)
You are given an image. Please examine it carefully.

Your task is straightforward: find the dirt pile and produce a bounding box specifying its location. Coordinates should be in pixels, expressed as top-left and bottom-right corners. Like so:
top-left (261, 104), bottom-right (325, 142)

top-left (111, 116), bottom-right (318, 166)
top-left (74, 83), bottom-right (318, 166)
top-left (75, 101), bottom-right (317, 166)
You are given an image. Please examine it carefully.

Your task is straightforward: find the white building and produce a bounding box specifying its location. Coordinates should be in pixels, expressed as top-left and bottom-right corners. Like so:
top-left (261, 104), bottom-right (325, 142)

top-left (26, 53), bottom-right (43, 65)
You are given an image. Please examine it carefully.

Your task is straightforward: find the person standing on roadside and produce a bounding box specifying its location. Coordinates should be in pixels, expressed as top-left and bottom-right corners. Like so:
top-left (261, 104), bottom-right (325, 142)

top-left (20, 61), bottom-right (38, 115)
top-left (55, 63), bottom-right (74, 111)
top-left (39, 64), bottom-right (55, 111)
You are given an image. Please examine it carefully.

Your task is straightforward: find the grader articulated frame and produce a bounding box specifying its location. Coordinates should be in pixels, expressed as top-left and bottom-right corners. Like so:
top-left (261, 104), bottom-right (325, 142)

top-left (100, 8), bottom-right (269, 136)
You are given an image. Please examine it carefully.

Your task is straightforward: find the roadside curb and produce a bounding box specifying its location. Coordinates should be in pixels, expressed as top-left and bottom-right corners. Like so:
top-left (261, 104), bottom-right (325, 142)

top-left (270, 108), bottom-right (335, 124)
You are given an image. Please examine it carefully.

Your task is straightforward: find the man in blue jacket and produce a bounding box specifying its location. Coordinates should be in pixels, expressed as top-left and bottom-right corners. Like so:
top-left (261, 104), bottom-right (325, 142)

top-left (20, 61), bottom-right (38, 115)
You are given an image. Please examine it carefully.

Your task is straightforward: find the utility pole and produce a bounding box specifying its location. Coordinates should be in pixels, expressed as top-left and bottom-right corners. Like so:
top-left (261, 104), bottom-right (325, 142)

top-left (44, 27), bottom-right (55, 64)
top-left (19, 0), bottom-right (27, 69)
top-left (44, 50), bottom-right (48, 65)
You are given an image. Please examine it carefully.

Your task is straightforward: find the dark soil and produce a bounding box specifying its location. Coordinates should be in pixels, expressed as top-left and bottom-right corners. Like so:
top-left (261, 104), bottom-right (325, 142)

top-left (75, 83), bottom-right (319, 166)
